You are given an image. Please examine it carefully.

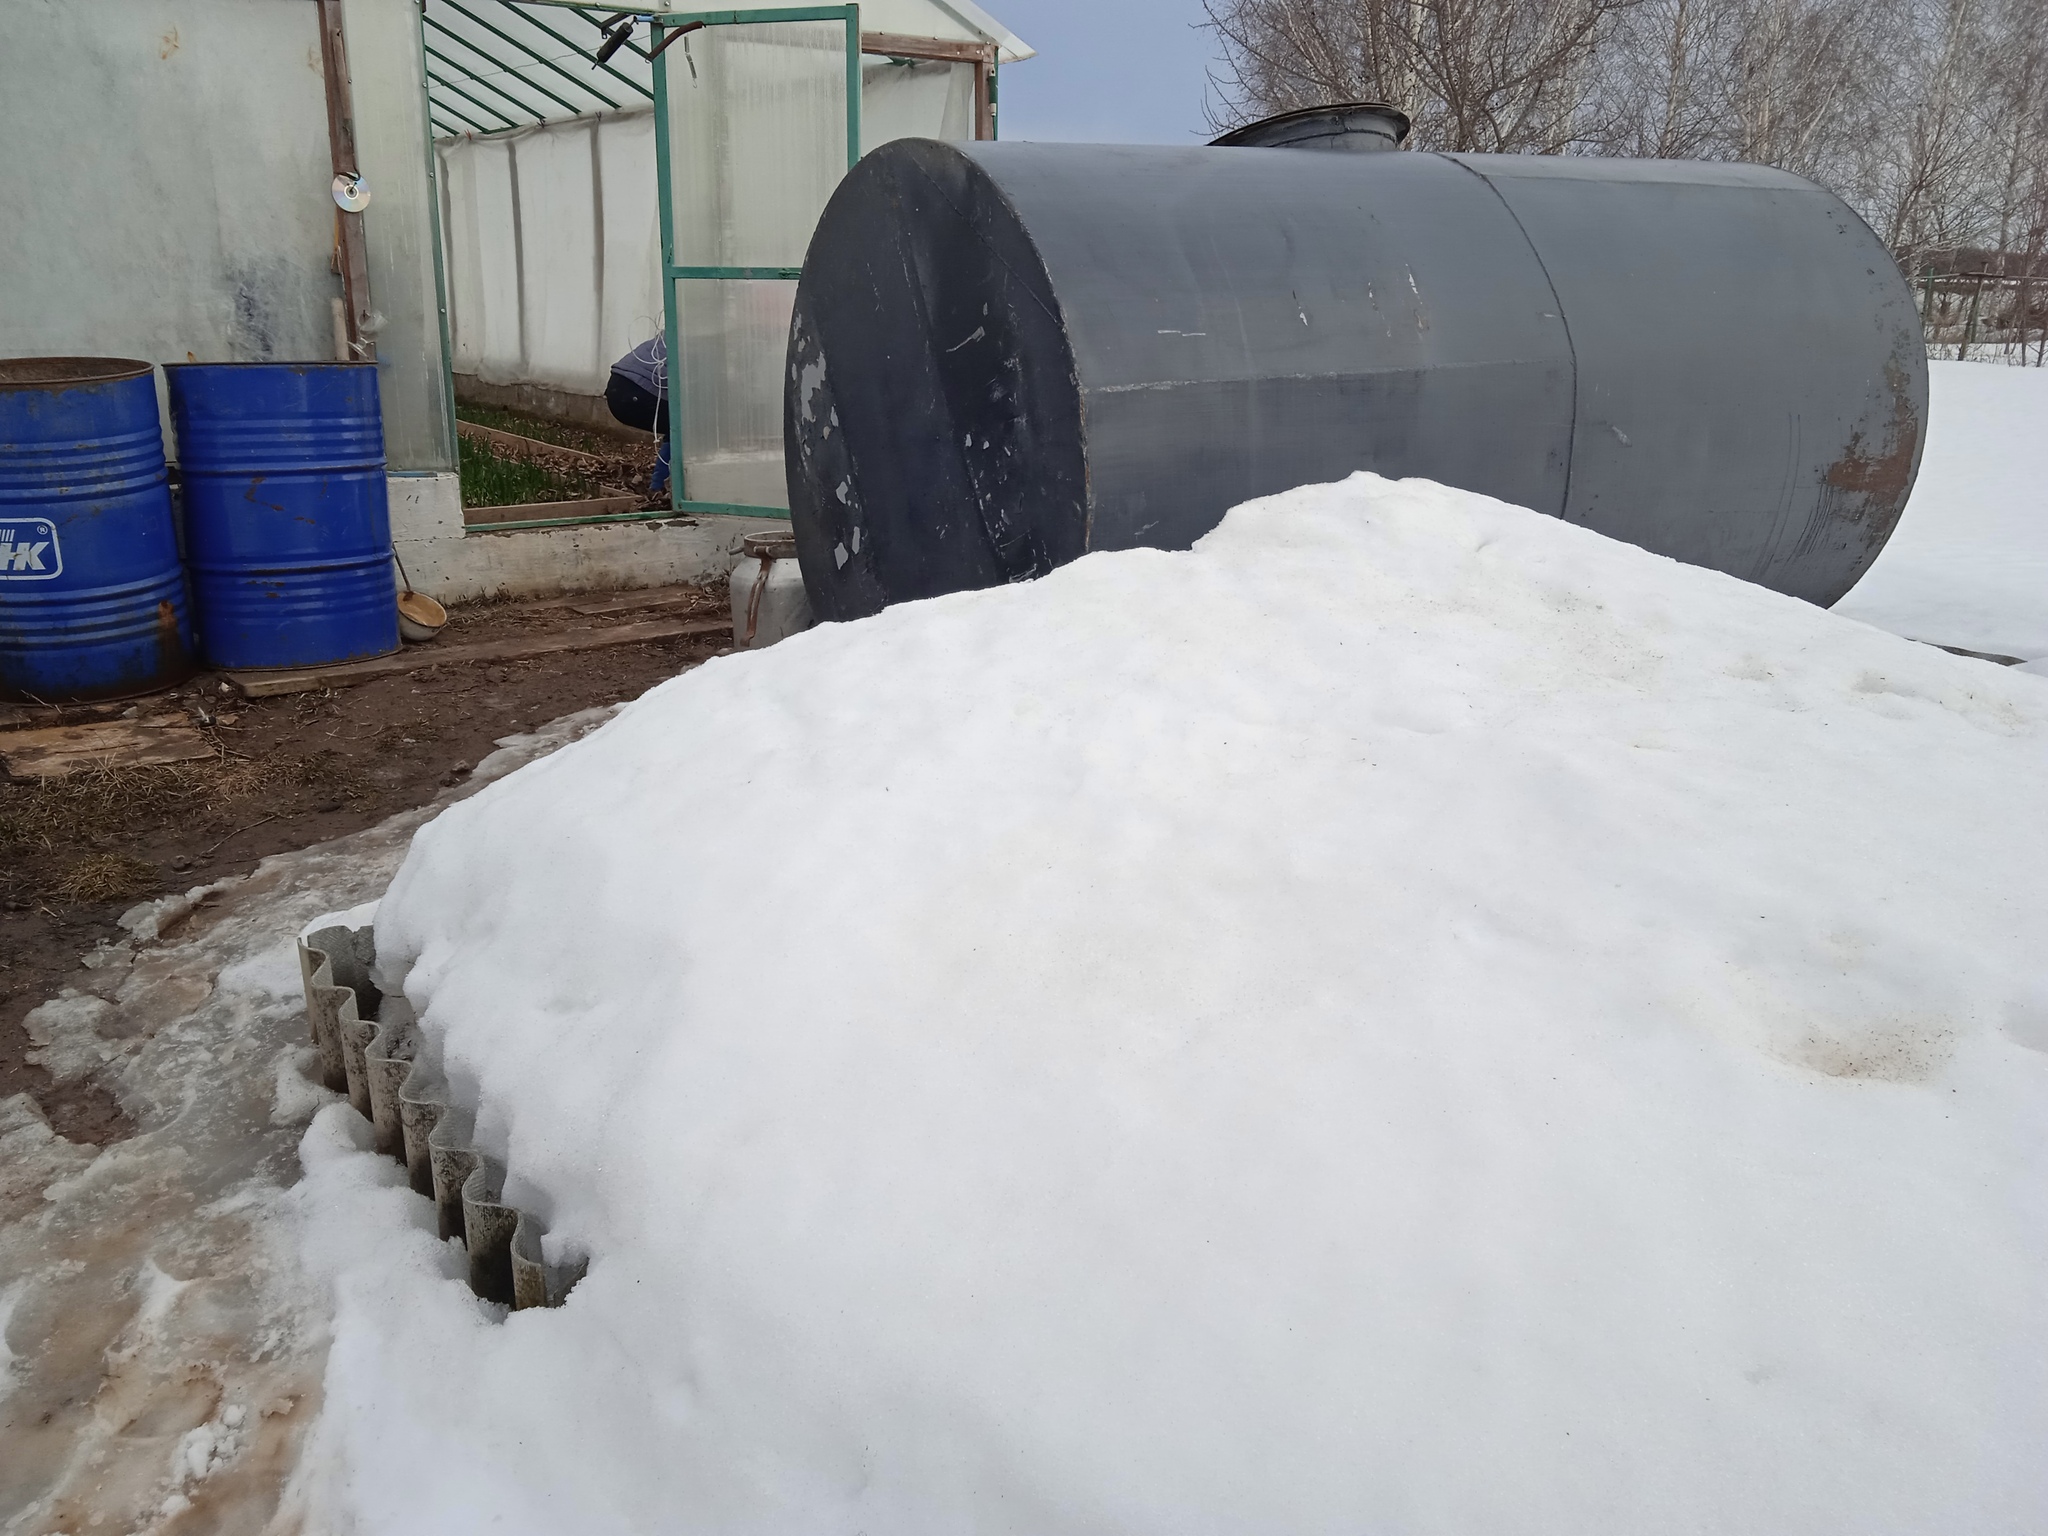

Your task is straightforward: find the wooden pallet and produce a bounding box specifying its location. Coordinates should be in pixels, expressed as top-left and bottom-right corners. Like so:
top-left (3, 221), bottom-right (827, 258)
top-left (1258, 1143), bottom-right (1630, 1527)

top-left (0, 717), bottom-right (213, 778)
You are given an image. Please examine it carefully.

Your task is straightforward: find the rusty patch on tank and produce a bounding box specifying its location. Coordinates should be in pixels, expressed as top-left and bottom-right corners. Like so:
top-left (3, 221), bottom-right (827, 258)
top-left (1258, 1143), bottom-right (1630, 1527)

top-left (154, 597), bottom-right (193, 689)
top-left (1822, 359), bottom-right (1920, 510)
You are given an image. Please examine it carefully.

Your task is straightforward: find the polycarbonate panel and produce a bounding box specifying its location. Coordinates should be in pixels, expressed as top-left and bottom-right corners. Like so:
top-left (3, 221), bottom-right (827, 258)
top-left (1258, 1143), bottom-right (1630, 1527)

top-left (675, 278), bottom-right (795, 508)
top-left (860, 57), bottom-right (975, 153)
top-left (341, 0), bottom-right (457, 471)
top-left (438, 112), bottom-right (665, 399)
top-left (513, 123), bottom-right (602, 390)
top-left (667, 22), bottom-right (849, 270)
top-left (596, 114), bottom-right (668, 386)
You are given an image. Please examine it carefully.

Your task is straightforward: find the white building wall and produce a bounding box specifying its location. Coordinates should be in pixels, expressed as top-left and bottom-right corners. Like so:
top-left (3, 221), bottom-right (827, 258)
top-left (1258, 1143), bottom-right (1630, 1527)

top-left (0, 1), bottom-right (337, 383)
top-left (0, 0), bottom-right (454, 471)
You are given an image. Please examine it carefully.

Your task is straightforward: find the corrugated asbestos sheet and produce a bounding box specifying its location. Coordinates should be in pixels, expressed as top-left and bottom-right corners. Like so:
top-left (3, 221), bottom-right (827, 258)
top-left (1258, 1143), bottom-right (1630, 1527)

top-left (300, 925), bottom-right (586, 1311)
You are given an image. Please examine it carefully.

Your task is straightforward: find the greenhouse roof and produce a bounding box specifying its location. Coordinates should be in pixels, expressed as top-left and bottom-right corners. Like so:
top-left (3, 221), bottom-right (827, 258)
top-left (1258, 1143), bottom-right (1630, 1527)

top-left (420, 0), bottom-right (1031, 138)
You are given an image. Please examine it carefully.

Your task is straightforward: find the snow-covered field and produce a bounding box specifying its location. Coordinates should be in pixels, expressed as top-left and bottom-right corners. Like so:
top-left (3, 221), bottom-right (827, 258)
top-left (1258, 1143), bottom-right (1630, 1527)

top-left (1834, 360), bottom-right (2048, 662)
top-left (293, 465), bottom-right (2048, 1533)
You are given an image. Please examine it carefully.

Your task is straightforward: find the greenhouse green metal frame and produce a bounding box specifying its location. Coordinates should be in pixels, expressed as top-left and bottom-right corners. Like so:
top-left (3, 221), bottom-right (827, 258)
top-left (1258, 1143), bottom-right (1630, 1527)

top-left (653, 5), bottom-right (862, 518)
top-left (421, 2), bottom-right (656, 139)
top-left (423, 0), bottom-right (861, 523)
top-left (422, 0), bottom-right (1021, 527)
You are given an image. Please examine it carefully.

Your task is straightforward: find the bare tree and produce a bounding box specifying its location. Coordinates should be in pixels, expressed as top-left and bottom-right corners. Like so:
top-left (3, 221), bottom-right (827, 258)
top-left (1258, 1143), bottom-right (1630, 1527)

top-left (1202, 0), bottom-right (2047, 359)
top-left (1597, 0), bottom-right (1739, 158)
top-left (1985, 0), bottom-right (2048, 257)
top-left (1983, 0), bottom-right (2048, 358)
top-left (1725, 0), bottom-right (1886, 177)
top-left (1872, 0), bottom-right (1998, 271)
top-left (1204, 0), bottom-right (1644, 152)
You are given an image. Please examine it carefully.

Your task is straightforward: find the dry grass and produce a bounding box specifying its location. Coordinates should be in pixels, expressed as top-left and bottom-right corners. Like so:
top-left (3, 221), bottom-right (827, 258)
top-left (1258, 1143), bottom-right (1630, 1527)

top-left (55, 852), bottom-right (158, 903)
top-left (0, 749), bottom-right (358, 906)
top-left (0, 746), bottom-right (369, 855)
top-left (1, 757), bottom-right (296, 844)
top-left (0, 763), bottom-right (206, 850)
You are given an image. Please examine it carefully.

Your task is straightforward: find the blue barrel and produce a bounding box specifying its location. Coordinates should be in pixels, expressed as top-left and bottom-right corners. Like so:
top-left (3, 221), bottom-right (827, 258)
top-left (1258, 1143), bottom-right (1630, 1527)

top-left (0, 358), bottom-right (195, 702)
top-left (166, 362), bottom-right (398, 671)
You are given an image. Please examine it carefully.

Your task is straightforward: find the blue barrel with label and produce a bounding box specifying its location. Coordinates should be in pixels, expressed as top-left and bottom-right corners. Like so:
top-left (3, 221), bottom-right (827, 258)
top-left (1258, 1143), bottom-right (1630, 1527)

top-left (166, 361), bottom-right (399, 671)
top-left (0, 357), bottom-right (195, 702)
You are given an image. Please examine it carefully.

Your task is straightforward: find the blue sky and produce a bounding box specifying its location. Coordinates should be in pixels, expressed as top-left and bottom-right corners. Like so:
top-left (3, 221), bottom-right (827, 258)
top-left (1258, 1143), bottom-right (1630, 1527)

top-left (992, 0), bottom-right (1221, 144)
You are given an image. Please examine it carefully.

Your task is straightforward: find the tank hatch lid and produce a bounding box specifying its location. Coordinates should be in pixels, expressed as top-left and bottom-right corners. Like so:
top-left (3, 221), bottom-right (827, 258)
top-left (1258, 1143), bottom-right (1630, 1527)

top-left (1210, 102), bottom-right (1412, 152)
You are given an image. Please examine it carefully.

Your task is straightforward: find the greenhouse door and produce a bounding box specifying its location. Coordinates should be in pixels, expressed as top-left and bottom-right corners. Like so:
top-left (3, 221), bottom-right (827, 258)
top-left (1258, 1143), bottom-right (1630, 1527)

top-left (653, 5), bottom-right (861, 516)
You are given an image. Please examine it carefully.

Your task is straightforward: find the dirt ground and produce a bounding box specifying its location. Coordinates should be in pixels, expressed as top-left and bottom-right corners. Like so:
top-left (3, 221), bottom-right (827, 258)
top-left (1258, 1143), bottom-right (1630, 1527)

top-left (0, 584), bottom-right (730, 1148)
top-left (0, 713), bottom-right (610, 1536)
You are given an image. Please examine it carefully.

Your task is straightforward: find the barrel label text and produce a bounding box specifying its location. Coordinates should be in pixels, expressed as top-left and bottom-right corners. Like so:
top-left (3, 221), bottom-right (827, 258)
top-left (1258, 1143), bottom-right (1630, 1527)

top-left (0, 519), bottom-right (62, 581)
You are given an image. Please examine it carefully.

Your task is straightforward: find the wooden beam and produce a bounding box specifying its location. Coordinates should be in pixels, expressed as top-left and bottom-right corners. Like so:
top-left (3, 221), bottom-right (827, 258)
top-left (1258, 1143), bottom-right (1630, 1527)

top-left (857, 33), bottom-right (997, 138)
top-left (225, 618), bottom-right (733, 698)
top-left (860, 31), bottom-right (996, 64)
top-left (464, 494), bottom-right (643, 527)
top-left (0, 718), bottom-right (213, 779)
top-left (566, 586), bottom-right (707, 617)
top-left (478, 582), bottom-right (706, 618)
top-left (0, 698), bottom-right (139, 731)
top-left (316, 0), bottom-right (375, 361)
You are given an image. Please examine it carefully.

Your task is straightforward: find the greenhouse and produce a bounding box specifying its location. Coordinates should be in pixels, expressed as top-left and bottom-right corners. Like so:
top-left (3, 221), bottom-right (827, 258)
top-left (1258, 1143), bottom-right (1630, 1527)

top-left (1, 0), bottom-right (1028, 599)
top-left (423, 0), bottom-right (1031, 517)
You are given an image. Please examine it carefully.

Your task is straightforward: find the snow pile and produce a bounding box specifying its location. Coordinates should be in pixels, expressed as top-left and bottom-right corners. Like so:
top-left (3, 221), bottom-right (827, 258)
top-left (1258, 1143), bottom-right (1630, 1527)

top-left (307, 473), bottom-right (2048, 1534)
top-left (1835, 359), bottom-right (2048, 661)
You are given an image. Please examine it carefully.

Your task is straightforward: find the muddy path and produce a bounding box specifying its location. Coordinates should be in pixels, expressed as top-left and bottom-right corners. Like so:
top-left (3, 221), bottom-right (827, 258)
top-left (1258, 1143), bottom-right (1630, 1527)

top-left (2, 587), bottom-right (729, 1147)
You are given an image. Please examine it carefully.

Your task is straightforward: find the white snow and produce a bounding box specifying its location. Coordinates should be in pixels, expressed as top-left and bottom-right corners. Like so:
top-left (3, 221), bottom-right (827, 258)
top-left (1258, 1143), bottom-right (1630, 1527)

top-left (115, 883), bottom-right (221, 945)
top-left (0, 711), bottom-right (619, 1533)
top-left (19, 991), bottom-right (121, 1084)
top-left (307, 472), bottom-right (2048, 1534)
top-left (0, 1280), bottom-right (24, 1407)
top-left (1834, 360), bottom-right (2048, 662)
top-left (300, 900), bottom-right (382, 941)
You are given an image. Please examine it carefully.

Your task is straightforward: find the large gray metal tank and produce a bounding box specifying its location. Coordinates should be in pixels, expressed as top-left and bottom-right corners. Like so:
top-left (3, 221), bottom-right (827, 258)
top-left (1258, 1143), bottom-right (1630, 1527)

top-left (785, 134), bottom-right (1925, 622)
